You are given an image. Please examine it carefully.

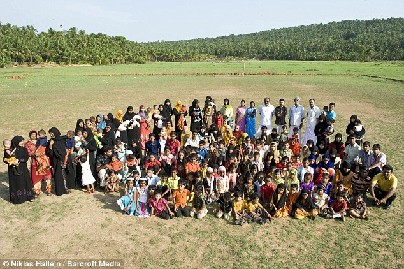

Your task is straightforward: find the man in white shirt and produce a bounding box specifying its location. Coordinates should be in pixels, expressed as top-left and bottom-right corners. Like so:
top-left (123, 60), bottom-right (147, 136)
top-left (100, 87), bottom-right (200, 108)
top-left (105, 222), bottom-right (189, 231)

top-left (257, 97), bottom-right (275, 138)
top-left (303, 98), bottom-right (320, 145)
top-left (343, 135), bottom-right (362, 164)
top-left (289, 96), bottom-right (305, 142)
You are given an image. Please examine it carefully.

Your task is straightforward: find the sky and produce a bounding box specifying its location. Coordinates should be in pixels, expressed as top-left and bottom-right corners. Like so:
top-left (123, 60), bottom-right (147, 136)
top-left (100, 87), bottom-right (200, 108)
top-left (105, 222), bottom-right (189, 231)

top-left (1, 0), bottom-right (403, 42)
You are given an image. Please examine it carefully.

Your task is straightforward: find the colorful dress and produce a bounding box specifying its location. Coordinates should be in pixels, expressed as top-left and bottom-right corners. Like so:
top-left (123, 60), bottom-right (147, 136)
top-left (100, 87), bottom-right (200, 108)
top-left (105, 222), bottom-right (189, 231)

top-left (136, 186), bottom-right (150, 217)
top-left (236, 105), bottom-right (246, 132)
top-left (25, 140), bottom-right (52, 194)
top-left (117, 186), bottom-right (137, 215)
top-left (245, 107), bottom-right (256, 139)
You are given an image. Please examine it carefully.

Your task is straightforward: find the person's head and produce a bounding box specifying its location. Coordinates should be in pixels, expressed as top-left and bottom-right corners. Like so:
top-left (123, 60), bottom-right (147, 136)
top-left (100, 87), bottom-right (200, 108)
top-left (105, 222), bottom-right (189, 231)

top-left (270, 142), bottom-right (277, 151)
top-left (102, 146), bottom-right (113, 157)
top-left (294, 96), bottom-right (300, 106)
top-left (289, 169), bottom-right (297, 178)
top-left (252, 193), bottom-right (260, 204)
top-left (104, 124), bottom-right (112, 133)
top-left (38, 129), bottom-right (46, 138)
top-left (309, 98), bottom-right (315, 108)
top-left (28, 130), bottom-right (37, 141)
top-left (359, 165), bottom-right (368, 178)
top-left (372, 144), bottom-right (381, 154)
top-left (154, 189), bottom-right (162, 200)
top-left (218, 166), bottom-right (226, 176)
top-left (290, 185), bottom-right (298, 194)
top-left (302, 157), bottom-right (309, 167)
top-left (336, 191), bottom-right (344, 202)
top-left (279, 98), bottom-right (285, 106)
top-left (264, 97), bottom-right (270, 105)
top-left (329, 103), bottom-right (335, 111)
top-left (264, 176), bottom-right (272, 185)
top-left (139, 179), bottom-right (147, 187)
top-left (234, 192), bottom-right (243, 202)
top-left (317, 185), bottom-right (324, 195)
top-left (3, 139), bottom-right (11, 149)
top-left (274, 169), bottom-right (282, 179)
top-left (171, 168), bottom-right (178, 177)
top-left (348, 135), bottom-right (356, 145)
top-left (277, 183), bottom-right (286, 194)
top-left (161, 174), bottom-right (168, 182)
top-left (149, 154), bottom-right (156, 162)
top-left (334, 133), bottom-right (342, 143)
top-left (322, 154), bottom-right (330, 164)
top-left (179, 180), bottom-right (187, 190)
top-left (341, 161), bottom-right (351, 173)
top-left (250, 101), bottom-right (255, 108)
top-left (127, 179), bottom-right (134, 188)
top-left (240, 99), bottom-right (246, 106)
top-left (336, 182), bottom-right (344, 191)
top-left (322, 172), bottom-right (330, 183)
top-left (382, 164), bottom-right (393, 179)
top-left (147, 167), bottom-right (154, 177)
top-left (149, 134), bottom-right (155, 141)
top-left (355, 193), bottom-right (364, 203)
top-left (111, 155), bottom-right (119, 162)
top-left (223, 98), bottom-right (230, 106)
top-left (293, 127), bottom-right (299, 134)
top-left (301, 189), bottom-right (309, 200)
top-left (304, 172), bottom-right (312, 183)
top-left (363, 141), bottom-right (371, 152)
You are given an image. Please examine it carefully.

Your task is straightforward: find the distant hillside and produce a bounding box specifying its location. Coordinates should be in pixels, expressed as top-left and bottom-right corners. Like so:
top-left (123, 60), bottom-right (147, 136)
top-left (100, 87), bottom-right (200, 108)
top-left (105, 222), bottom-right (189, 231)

top-left (0, 18), bottom-right (403, 66)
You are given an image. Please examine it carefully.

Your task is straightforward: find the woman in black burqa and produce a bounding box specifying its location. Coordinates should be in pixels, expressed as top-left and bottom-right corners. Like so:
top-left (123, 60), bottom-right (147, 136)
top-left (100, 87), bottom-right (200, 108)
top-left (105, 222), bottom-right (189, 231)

top-left (8, 136), bottom-right (34, 204)
top-left (48, 127), bottom-right (67, 196)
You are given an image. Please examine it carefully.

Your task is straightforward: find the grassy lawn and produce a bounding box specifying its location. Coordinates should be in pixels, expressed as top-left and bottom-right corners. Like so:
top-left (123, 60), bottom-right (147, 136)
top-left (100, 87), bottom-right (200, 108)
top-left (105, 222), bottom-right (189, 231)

top-left (0, 61), bottom-right (403, 269)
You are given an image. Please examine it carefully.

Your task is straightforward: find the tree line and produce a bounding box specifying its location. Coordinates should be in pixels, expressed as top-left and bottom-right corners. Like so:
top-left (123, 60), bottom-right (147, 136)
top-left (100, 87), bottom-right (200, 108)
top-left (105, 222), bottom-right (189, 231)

top-left (0, 18), bottom-right (403, 67)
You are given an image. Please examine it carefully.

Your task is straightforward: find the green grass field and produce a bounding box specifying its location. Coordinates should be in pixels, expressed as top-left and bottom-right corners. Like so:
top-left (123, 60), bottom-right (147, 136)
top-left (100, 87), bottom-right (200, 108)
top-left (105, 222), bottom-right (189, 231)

top-left (0, 61), bottom-right (403, 269)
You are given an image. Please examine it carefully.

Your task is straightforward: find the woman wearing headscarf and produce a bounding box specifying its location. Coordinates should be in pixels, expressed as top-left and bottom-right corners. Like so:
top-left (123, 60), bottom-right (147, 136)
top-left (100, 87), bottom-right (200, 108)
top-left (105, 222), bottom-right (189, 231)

top-left (270, 183), bottom-right (287, 217)
top-left (75, 119), bottom-right (85, 134)
top-left (116, 109), bottom-right (128, 144)
top-left (96, 114), bottom-right (106, 130)
top-left (48, 127), bottom-right (67, 196)
top-left (123, 106), bottom-right (135, 122)
top-left (292, 188), bottom-right (318, 220)
top-left (189, 99), bottom-right (202, 133)
top-left (82, 128), bottom-right (98, 180)
top-left (173, 100), bottom-right (188, 137)
top-left (8, 136), bottom-right (34, 204)
top-left (161, 99), bottom-right (173, 125)
top-left (25, 130), bottom-right (53, 196)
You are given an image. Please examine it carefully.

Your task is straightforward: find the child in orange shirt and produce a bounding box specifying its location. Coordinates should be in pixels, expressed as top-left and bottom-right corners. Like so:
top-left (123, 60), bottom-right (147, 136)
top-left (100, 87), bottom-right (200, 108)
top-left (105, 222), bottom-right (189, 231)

top-left (185, 153), bottom-right (200, 174)
top-left (172, 181), bottom-right (192, 217)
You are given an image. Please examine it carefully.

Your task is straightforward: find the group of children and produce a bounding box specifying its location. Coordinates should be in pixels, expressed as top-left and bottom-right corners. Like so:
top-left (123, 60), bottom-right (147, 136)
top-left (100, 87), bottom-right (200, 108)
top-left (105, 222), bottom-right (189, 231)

top-left (3, 96), bottom-right (384, 224)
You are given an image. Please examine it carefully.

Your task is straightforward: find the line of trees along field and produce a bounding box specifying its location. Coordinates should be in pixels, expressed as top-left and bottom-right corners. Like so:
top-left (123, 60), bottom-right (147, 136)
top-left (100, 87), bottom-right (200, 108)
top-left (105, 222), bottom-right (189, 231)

top-left (0, 18), bottom-right (403, 67)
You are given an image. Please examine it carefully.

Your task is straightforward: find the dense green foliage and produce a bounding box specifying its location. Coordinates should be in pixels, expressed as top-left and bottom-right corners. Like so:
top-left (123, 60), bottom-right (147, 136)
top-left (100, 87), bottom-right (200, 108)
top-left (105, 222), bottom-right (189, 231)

top-left (0, 18), bottom-right (403, 66)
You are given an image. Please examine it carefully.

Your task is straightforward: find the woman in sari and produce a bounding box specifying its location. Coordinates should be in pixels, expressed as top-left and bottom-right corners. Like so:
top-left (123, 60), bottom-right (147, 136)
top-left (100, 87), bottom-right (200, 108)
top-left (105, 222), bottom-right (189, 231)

top-left (8, 136), bottom-right (34, 204)
top-left (245, 101), bottom-right (257, 139)
top-left (236, 100), bottom-right (247, 133)
top-left (25, 130), bottom-right (53, 196)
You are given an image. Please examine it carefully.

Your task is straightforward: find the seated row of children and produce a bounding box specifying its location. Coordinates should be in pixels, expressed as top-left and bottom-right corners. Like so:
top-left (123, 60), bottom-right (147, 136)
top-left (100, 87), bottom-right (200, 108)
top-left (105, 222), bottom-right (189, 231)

top-left (115, 157), bottom-right (369, 223)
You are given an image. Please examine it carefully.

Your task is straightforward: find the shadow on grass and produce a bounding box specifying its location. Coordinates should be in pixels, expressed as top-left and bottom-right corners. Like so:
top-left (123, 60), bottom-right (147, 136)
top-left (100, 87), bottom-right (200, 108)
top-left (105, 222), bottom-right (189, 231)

top-left (0, 171), bottom-right (10, 202)
top-left (93, 192), bottom-right (122, 213)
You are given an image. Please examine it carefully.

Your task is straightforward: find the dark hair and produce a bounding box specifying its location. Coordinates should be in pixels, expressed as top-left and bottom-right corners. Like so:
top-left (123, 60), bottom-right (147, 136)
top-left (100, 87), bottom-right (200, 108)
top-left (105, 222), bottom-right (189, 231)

top-left (382, 164), bottom-right (393, 173)
top-left (372, 144), bottom-right (381, 150)
top-left (363, 141), bottom-right (370, 147)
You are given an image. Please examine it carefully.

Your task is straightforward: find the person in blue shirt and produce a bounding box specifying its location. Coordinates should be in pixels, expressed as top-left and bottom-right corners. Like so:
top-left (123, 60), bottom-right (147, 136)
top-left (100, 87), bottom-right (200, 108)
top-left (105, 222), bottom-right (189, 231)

top-left (326, 102), bottom-right (336, 122)
top-left (145, 133), bottom-right (160, 158)
top-left (196, 140), bottom-right (208, 163)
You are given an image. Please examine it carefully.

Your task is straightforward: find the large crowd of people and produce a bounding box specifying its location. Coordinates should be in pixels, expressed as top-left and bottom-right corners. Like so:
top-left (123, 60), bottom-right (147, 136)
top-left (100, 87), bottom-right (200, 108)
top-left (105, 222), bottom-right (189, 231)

top-left (3, 96), bottom-right (398, 224)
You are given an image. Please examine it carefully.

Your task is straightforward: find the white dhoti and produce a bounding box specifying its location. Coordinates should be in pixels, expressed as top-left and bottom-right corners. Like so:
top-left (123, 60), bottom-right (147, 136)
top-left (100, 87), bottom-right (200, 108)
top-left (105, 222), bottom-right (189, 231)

top-left (98, 169), bottom-right (107, 187)
top-left (303, 127), bottom-right (316, 145)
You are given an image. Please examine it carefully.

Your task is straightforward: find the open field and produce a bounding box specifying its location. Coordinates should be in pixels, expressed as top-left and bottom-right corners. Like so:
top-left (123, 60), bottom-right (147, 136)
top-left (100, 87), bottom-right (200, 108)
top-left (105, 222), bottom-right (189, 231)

top-left (0, 61), bottom-right (403, 269)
